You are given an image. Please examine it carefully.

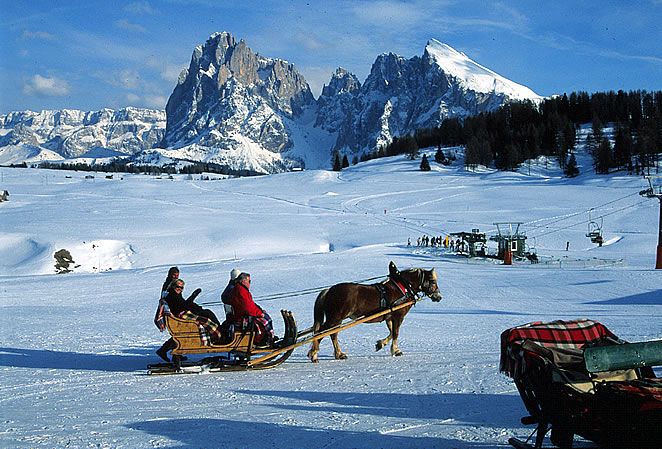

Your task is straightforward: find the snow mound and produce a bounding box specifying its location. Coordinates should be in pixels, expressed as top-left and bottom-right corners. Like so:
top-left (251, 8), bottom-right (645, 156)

top-left (0, 234), bottom-right (49, 271)
top-left (67, 240), bottom-right (134, 273)
top-left (0, 144), bottom-right (64, 165)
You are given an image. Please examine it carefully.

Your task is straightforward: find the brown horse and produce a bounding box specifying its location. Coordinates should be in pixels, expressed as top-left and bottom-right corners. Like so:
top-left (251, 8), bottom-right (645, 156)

top-left (307, 261), bottom-right (442, 363)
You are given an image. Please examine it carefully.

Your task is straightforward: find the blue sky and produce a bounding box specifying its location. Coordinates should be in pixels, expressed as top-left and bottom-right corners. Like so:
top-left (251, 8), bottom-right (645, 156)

top-left (1, 0), bottom-right (661, 114)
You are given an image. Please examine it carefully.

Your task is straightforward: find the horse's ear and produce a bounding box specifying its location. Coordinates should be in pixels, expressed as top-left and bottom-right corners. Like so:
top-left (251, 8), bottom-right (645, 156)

top-left (389, 261), bottom-right (399, 276)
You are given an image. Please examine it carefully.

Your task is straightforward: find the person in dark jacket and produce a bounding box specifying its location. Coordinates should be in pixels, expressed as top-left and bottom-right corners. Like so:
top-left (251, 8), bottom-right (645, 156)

top-left (164, 279), bottom-right (220, 325)
top-left (155, 266), bottom-right (180, 362)
top-left (227, 272), bottom-right (274, 346)
top-left (161, 266), bottom-right (180, 294)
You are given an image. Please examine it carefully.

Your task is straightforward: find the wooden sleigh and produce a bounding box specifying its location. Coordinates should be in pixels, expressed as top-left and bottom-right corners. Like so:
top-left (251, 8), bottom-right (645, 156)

top-left (148, 309), bottom-right (298, 374)
top-left (501, 319), bottom-right (662, 449)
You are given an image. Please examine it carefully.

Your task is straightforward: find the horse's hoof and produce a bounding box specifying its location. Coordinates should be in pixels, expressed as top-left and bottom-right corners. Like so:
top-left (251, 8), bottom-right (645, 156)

top-left (336, 353), bottom-right (348, 360)
top-left (393, 350), bottom-right (403, 357)
top-left (375, 342), bottom-right (383, 351)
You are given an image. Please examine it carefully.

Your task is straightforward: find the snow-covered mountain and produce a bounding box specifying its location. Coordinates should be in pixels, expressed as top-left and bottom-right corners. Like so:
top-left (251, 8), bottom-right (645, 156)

top-left (0, 33), bottom-right (542, 173)
top-left (317, 39), bottom-right (542, 155)
top-left (158, 32), bottom-right (320, 173)
top-left (0, 108), bottom-right (165, 165)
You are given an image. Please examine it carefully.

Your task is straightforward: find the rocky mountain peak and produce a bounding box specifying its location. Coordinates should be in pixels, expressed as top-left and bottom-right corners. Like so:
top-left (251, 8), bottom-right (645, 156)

top-left (423, 38), bottom-right (541, 101)
top-left (321, 68), bottom-right (361, 97)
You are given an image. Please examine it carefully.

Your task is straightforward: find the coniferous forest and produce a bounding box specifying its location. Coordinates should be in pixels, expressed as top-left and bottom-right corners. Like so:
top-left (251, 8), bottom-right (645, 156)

top-left (377, 90), bottom-right (662, 176)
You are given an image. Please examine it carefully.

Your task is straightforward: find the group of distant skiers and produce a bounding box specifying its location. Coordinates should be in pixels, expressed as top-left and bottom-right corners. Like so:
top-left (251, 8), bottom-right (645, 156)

top-left (411, 235), bottom-right (467, 252)
top-left (153, 266), bottom-right (275, 362)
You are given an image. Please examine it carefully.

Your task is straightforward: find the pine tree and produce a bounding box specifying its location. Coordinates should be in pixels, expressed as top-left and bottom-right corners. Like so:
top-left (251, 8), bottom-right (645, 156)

top-left (613, 125), bottom-right (633, 170)
top-left (564, 153), bottom-right (579, 177)
top-left (434, 148), bottom-right (446, 164)
top-left (596, 138), bottom-right (613, 174)
top-left (332, 152), bottom-right (342, 171)
top-left (419, 154), bottom-right (431, 171)
top-left (341, 154), bottom-right (349, 169)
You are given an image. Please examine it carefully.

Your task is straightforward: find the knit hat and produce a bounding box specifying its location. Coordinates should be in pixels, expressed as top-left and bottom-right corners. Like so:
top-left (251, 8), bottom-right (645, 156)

top-left (168, 266), bottom-right (180, 277)
top-left (230, 268), bottom-right (241, 281)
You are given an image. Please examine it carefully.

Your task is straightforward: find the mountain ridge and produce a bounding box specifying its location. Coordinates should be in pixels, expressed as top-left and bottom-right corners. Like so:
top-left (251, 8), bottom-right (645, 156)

top-left (0, 33), bottom-right (542, 172)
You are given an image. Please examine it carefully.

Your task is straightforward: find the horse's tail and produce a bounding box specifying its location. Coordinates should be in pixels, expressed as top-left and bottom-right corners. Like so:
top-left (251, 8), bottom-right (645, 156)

top-left (312, 288), bottom-right (329, 333)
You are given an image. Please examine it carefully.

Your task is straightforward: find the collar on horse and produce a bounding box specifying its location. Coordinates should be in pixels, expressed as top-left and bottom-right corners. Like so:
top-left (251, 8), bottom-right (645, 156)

top-left (375, 273), bottom-right (416, 309)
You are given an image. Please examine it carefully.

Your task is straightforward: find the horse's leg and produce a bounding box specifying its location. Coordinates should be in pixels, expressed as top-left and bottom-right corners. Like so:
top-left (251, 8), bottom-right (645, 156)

top-left (375, 318), bottom-right (393, 352)
top-left (307, 289), bottom-right (328, 363)
top-left (330, 331), bottom-right (347, 360)
top-left (389, 315), bottom-right (405, 356)
top-left (307, 334), bottom-right (322, 363)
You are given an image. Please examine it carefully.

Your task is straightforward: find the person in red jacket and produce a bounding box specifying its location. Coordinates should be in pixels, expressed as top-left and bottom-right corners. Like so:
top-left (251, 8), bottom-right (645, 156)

top-left (229, 272), bottom-right (275, 347)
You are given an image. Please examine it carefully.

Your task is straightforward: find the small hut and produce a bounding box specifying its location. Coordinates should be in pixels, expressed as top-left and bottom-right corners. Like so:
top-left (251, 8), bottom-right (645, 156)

top-left (490, 222), bottom-right (527, 260)
top-left (450, 229), bottom-right (487, 257)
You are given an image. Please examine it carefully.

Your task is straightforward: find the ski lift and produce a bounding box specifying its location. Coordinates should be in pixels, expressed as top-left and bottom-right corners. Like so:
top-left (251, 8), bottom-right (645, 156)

top-left (586, 209), bottom-right (604, 246)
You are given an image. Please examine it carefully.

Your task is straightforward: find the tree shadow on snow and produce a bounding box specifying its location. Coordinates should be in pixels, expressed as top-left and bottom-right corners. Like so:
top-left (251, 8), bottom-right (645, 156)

top-left (587, 289), bottom-right (662, 306)
top-left (0, 346), bottom-right (153, 372)
top-left (126, 417), bottom-right (499, 449)
top-left (237, 390), bottom-right (521, 429)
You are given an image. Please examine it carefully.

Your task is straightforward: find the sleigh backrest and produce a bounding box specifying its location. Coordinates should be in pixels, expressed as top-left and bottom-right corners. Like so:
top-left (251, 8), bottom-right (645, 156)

top-left (499, 319), bottom-right (618, 378)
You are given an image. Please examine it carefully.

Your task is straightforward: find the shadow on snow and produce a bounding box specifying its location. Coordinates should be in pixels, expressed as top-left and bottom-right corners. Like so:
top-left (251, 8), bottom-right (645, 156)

top-left (126, 414), bottom-right (508, 449)
top-left (587, 289), bottom-right (662, 306)
top-left (0, 346), bottom-right (153, 372)
top-left (235, 390), bottom-right (522, 428)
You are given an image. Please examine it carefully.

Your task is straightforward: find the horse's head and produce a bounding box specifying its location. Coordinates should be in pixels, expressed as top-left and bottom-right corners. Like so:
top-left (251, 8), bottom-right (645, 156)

top-left (399, 267), bottom-right (442, 302)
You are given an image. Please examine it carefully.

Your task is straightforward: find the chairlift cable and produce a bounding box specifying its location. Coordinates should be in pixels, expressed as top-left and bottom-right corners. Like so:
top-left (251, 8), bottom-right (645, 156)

top-left (522, 191), bottom-right (640, 232)
top-left (527, 199), bottom-right (649, 239)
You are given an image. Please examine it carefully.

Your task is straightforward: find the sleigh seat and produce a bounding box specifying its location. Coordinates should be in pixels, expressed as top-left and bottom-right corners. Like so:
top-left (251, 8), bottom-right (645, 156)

top-left (500, 319), bottom-right (662, 448)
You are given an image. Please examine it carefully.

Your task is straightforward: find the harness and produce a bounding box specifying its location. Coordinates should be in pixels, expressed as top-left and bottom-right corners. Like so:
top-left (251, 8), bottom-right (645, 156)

top-left (376, 273), bottom-right (417, 309)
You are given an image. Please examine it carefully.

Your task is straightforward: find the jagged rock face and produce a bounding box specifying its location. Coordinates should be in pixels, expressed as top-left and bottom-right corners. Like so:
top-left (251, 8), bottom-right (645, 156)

top-left (317, 40), bottom-right (541, 156)
top-left (161, 32), bottom-right (315, 159)
top-left (0, 108), bottom-right (165, 158)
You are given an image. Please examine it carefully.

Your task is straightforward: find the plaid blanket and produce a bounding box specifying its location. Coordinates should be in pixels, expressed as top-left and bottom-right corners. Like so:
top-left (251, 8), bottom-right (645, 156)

top-left (500, 319), bottom-right (617, 377)
top-left (597, 378), bottom-right (662, 409)
top-left (178, 310), bottom-right (224, 345)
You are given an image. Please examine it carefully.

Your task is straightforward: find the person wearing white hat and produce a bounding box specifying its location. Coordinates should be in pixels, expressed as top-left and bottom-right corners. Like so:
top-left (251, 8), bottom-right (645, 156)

top-left (220, 268), bottom-right (241, 322)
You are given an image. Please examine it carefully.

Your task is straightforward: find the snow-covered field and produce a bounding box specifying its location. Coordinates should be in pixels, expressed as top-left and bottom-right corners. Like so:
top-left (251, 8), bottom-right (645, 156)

top-left (1, 152), bottom-right (660, 448)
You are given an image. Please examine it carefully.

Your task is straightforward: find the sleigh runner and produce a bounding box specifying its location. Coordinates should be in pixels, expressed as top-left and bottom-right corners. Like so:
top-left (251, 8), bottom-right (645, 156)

top-left (148, 309), bottom-right (298, 374)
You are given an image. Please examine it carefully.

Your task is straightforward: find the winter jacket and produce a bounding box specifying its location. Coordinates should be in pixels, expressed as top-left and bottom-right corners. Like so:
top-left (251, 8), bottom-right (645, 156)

top-left (163, 288), bottom-right (202, 318)
top-left (154, 277), bottom-right (176, 331)
top-left (221, 280), bottom-right (236, 304)
top-left (228, 282), bottom-right (263, 321)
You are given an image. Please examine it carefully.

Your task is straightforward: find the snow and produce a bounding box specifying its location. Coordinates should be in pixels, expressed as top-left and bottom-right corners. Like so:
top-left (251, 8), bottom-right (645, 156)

top-left (426, 39), bottom-right (542, 101)
top-left (0, 152), bottom-right (660, 448)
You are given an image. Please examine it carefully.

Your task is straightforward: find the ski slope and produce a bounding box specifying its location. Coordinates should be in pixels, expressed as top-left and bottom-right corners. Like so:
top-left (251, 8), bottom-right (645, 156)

top-left (0, 152), bottom-right (660, 448)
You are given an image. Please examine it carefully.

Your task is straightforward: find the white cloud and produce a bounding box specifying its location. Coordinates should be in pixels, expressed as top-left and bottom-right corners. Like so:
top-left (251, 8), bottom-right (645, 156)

top-left (114, 19), bottom-right (147, 33)
top-left (294, 32), bottom-right (324, 52)
top-left (161, 64), bottom-right (185, 82)
top-left (23, 74), bottom-right (70, 97)
top-left (143, 95), bottom-right (167, 109)
top-left (350, 0), bottom-right (424, 27)
top-left (118, 69), bottom-right (141, 89)
top-left (124, 1), bottom-right (156, 15)
top-left (21, 30), bottom-right (56, 41)
top-left (126, 93), bottom-right (141, 104)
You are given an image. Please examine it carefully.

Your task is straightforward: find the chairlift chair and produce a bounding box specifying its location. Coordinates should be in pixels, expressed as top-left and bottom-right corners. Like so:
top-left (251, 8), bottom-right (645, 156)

top-left (586, 209), bottom-right (604, 245)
